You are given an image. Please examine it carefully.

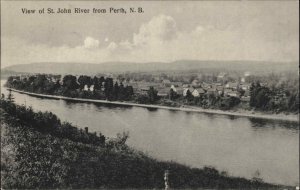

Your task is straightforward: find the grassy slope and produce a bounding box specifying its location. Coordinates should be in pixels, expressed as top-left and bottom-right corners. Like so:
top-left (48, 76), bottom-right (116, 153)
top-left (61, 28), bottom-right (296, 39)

top-left (1, 107), bottom-right (283, 189)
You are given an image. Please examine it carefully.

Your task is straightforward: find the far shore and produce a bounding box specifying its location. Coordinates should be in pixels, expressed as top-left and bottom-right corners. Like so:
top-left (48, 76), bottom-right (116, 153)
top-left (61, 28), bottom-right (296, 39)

top-left (8, 88), bottom-right (299, 122)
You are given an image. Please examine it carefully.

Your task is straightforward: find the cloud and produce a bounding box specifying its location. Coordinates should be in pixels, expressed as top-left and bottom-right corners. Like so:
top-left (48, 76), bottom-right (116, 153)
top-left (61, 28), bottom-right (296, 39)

top-left (105, 14), bottom-right (178, 61)
top-left (1, 37), bottom-right (111, 68)
top-left (106, 14), bottom-right (299, 63)
top-left (83, 37), bottom-right (100, 49)
top-left (133, 14), bottom-right (177, 46)
top-left (2, 14), bottom-right (298, 68)
top-left (107, 42), bottom-right (117, 51)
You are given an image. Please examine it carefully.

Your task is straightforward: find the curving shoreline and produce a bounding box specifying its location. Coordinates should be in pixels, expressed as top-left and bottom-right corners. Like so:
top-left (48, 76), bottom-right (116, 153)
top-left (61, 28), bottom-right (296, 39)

top-left (8, 88), bottom-right (299, 122)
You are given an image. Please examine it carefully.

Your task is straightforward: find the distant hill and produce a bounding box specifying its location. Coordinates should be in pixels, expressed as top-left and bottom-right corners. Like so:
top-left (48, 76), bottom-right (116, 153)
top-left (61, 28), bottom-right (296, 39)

top-left (2, 60), bottom-right (298, 75)
top-left (0, 70), bottom-right (27, 79)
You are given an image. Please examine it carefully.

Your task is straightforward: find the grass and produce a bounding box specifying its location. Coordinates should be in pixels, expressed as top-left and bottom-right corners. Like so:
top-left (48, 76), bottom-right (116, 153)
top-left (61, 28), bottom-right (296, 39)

top-left (1, 100), bottom-right (284, 189)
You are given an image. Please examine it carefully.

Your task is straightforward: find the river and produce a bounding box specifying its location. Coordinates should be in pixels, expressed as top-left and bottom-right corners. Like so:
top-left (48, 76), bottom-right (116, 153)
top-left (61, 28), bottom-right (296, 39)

top-left (1, 80), bottom-right (299, 186)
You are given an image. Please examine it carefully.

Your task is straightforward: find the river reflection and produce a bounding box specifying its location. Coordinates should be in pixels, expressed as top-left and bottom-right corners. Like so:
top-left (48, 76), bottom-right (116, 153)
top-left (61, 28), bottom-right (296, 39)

top-left (249, 117), bottom-right (299, 131)
top-left (1, 84), bottom-right (299, 186)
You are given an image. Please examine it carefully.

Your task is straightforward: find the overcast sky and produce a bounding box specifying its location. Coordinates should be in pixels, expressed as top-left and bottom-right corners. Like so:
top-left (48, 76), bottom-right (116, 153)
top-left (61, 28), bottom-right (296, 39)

top-left (1, 1), bottom-right (299, 68)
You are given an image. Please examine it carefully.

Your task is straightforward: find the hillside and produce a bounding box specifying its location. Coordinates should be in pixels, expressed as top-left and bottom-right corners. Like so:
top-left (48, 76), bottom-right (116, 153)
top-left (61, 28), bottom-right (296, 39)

top-left (2, 60), bottom-right (298, 75)
top-left (0, 99), bottom-right (282, 189)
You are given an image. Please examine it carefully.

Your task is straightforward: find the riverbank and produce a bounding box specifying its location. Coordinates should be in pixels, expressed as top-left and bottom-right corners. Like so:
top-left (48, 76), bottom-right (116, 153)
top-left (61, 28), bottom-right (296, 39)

top-left (8, 88), bottom-right (299, 122)
top-left (1, 99), bottom-right (282, 189)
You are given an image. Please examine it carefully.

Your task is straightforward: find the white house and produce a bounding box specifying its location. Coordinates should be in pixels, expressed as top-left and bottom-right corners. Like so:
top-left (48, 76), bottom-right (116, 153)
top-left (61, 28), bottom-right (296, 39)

top-left (170, 85), bottom-right (177, 92)
top-left (83, 85), bottom-right (89, 91)
top-left (183, 88), bottom-right (193, 97)
top-left (240, 84), bottom-right (250, 91)
top-left (224, 89), bottom-right (240, 97)
top-left (227, 92), bottom-right (239, 97)
top-left (192, 89), bottom-right (200, 97)
top-left (90, 85), bottom-right (94, 92)
top-left (183, 88), bottom-right (203, 97)
top-left (225, 82), bottom-right (238, 90)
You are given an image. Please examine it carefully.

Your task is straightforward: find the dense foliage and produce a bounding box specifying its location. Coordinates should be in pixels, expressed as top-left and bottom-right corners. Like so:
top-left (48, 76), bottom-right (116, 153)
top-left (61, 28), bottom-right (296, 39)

top-left (1, 98), bottom-right (105, 146)
top-left (117, 71), bottom-right (300, 113)
top-left (6, 75), bottom-right (134, 101)
top-left (5, 72), bottom-right (299, 113)
top-left (1, 99), bottom-right (280, 189)
top-left (250, 82), bottom-right (299, 112)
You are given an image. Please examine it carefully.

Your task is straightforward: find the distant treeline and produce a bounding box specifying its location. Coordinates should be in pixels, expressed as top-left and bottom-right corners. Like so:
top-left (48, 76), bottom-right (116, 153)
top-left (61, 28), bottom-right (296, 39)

top-left (6, 75), bottom-right (134, 101)
top-left (249, 82), bottom-right (299, 112)
top-left (181, 82), bottom-right (299, 112)
top-left (1, 98), bottom-right (280, 189)
top-left (5, 73), bottom-right (299, 113)
top-left (5, 74), bottom-right (165, 105)
top-left (116, 71), bottom-right (299, 113)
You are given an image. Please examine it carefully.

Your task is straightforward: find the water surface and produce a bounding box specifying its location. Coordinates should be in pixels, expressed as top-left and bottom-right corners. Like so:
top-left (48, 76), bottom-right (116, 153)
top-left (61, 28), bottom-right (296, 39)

top-left (1, 81), bottom-right (299, 186)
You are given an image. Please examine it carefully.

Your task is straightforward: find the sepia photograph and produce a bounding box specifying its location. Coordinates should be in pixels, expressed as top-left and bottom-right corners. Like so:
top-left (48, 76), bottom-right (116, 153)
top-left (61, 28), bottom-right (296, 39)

top-left (1, 0), bottom-right (299, 189)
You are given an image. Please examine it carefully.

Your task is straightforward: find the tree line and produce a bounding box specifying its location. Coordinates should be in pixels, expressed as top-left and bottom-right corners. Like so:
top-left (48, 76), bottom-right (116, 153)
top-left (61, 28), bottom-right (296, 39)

top-left (6, 74), bottom-right (163, 105)
top-left (6, 73), bottom-right (299, 113)
top-left (6, 75), bottom-right (134, 101)
top-left (249, 82), bottom-right (299, 112)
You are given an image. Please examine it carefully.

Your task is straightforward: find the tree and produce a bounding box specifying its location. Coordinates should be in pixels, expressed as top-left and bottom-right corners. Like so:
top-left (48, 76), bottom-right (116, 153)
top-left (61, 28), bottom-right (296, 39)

top-left (186, 89), bottom-right (193, 102)
top-left (255, 87), bottom-right (270, 109)
top-left (63, 75), bottom-right (79, 90)
top-left (99, 76), bottom-right (105, 89)
top-left (118, 83), bottom-right (125, 100)
top-left (147, 86), bottom-right (158, 103)
top-left (93, 76), bottom-right (100, 90)
top-left (249, 82), bottom-right (257, 107)
top-left (32, 74), bottom-right (47, 92)
top-left (220, 97), bottom-right (240, 110)
top-left (43, 79), bottom-right (60, 94)
top-left (104, 78), bottom-right (114, 100)
top-left (107, 131), bottom-right (129, 150)
top-left (78, 75), bottom-right (92, 89)
top-left (169, 88), bottom-right (177, 100)
top-left (250, 82), bottom-right (271, 110)
top-left (125, 86), bottom-right (134, 100)
top-left (136, 94), bottom-right (149, 104)
top-left (113, 82), bottom-right (119, 100)
top-left (208, 93), bottom-right (217, 106)
top-left (6, 76), bottom-right (14, 86)
top-left (7, 89), bottom-right (14, 103)
top-left (288, 92), bottom-right (299, 112)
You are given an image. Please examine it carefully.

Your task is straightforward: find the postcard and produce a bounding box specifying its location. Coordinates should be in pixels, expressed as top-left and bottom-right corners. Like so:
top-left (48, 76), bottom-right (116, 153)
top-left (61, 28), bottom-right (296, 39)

top-left (1, 0), bottom-right (299, 189)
